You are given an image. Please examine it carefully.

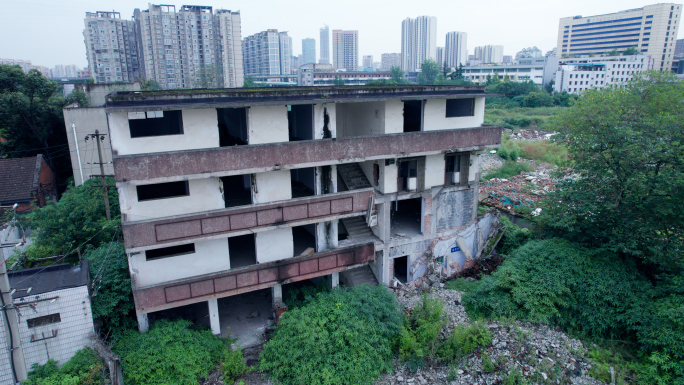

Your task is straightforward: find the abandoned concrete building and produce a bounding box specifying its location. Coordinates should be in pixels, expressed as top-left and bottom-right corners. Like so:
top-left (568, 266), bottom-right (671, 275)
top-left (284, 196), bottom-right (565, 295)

top-left (105, 85), bottom-right (502, 335)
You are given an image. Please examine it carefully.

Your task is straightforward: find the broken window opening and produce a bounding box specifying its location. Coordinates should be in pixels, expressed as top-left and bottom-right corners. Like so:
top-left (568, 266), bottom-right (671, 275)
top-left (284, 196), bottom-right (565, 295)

top-left (217, 108), bottom-right (248, 146)
top-left (293, 224), bottom-right (316, 257)
top-left (229, 234), bottom-right (256, 269)
top-left (403, 100), bottom-right (423, 132)
top-left (394, 256), bottom-right (408, 283)
top-left (146, 243), bottom-right (196, 261)
top-left (221, 174), bottom-right (252, 208)
top-left (129, 110), bottom-right (183, 138)
top-left (445, 153), bottom-right (470, 186)
top-left (338, 221), bottom-right (350, 242)
top-left (137, 181), bottom-right (189, 201)
top-left (397, 159), bottom-right (418, 192)
top-left (445, 98), bottom-right (475, 117)
top-left (291, 167), bottom-right (316, 198)
top-left (288, 104), bottom-right (314, 141)
top-left (27, 313), bottom-right (61, 328)
top-left (391, 198), bottom-right (423, 237)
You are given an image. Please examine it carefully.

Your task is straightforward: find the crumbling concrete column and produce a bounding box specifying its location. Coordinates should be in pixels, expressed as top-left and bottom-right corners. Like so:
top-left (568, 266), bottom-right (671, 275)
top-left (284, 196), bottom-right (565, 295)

top-left (136, 312), bottom-right (149, 333)
top-left (329, 220), bottom-right (339, 248)
top-left (272, 284), bottom-right (283, 306)
top-left (330, 272), bottom-right (339, 288)
top-left (330, 164), bottom-right (338, 193)
top-left (208, 298), bottom-right (221, 335)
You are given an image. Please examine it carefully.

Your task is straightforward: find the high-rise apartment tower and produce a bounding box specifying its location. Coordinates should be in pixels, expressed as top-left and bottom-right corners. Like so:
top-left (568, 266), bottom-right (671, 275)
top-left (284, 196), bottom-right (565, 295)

top-left (302, 38), bottom-right (316, 65)
top-left (320, 26), bottom-right (330, 64)
top-left (84, 11), bottom-right (141, 83)
top-left (401, 16), bottom-right (437, 72)
top-left (332, 30), bottom-right (358, 71)
top-left (445, 31), bottom-right (467, 67)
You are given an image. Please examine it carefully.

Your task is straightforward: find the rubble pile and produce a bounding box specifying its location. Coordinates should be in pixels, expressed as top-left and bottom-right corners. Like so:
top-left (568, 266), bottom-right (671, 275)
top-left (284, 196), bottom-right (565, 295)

top-left (509, 129), bottom-right (557, 141)
top-left (479, 153), bottom-right (504, 173)
top-left (479, 165), bottom-right (556, 212)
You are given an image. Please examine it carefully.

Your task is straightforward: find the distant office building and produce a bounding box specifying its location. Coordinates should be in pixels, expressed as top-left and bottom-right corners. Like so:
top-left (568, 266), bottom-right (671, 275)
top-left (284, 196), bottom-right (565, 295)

top-left (515, 46), bottom-right (542, 60)
top-left (445, 31), bottom-right (467, 67)
top-left (363, 55), bottom-right (374, 69)
top-left (557, 3), bottom-right (682, 71)
top-left (555, 55), bottom-right (653, 93)
top-left (503, 55), bottom-right (513, 63)
top-left (675, 38), bottom-right (684, 56)
top-left (84, 11), bottom-right (141, 83)
top-left (243, 29), bottom-right (290, 75)
top-left (51, 65), bottom-right (81, 79)
top-left (401, 16), bottom-right (437, 72)
top-left (546, 47), bottom-right (557, 57)
top-left (436, 47), bottom-right (445, 66)
top-left (214, 9), bottom-right (244, 88)
top-left (462, 56), bottom-right (558, 86)
top-left (380, 53), bottom-right (401, 70)
top-left (473, 45), bottom-right (504, 64)
top-left (302, 38), bottom-right (316, 65)
top-left (292, 55), bottom-right (302, 69)
top-left (332, 30), bottom-right (358, 71)
top-left (320, 26), bottom-right (330, 64)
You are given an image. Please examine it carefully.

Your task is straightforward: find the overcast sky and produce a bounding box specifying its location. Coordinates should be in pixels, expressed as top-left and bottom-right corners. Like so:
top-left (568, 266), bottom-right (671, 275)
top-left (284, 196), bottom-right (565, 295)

top-left (1, 0), bottom-right (682, 68)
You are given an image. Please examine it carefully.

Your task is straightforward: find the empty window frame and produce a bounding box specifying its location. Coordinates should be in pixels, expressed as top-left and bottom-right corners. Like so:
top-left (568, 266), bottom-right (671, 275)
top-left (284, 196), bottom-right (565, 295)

top-left (403, 100), bottom-right (423, 132)
top-left (397, 159), bottom-right (418, 192)
top-left (445, 153), bottom-right (470, 185)
top-left (217, 108), bottom-right (248, 146)
top-left (288, 104), bottom-right (314, 141)
top-left (136, 181), bottom-right (189, 201)
top-left (128, 110), bottom-right (183, 138)
top-left (27, 313), bottom-right (61, 328)
top-left (221, 175), bottom-right (252, 208)
top-left (445, 98), bottom-right (475, 117)
top-left (146, 243), bottom-right (196, 261)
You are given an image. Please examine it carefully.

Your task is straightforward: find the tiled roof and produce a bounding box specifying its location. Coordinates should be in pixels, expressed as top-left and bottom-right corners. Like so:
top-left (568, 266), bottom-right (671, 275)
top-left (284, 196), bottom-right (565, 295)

top-left (0, 156), bottom-right (40, 204)
top-left (9, 261), bottom-right (90, 298)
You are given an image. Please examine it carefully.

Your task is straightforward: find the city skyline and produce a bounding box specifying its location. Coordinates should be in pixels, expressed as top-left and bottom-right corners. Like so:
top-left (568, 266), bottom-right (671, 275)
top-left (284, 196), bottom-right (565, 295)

top-left (3, 0), bottom-right (682, 69)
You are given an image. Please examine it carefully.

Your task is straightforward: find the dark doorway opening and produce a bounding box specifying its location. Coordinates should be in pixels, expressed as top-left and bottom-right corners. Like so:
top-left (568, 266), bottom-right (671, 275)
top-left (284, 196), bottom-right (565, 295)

top-left (288, 104), bottom-right (314, 141)
top-left (291, 168), bottom-right (316, 198)
top-left (217, 108), bottom-right (248, 146)
top-left (221, 175), bottom-right (252, 208)
top-left (394, 256), bottom-right (408, 283)
top-left (292, 224), bottom-right (316, 257)
top-left (391, 198), bottom-right (423, 237)
top-left (148, 301), bottom-right (209, 329)
top-left (229, 234), bottom-right (256, 269)
top-left (403, 100), bottom-right (422, 132)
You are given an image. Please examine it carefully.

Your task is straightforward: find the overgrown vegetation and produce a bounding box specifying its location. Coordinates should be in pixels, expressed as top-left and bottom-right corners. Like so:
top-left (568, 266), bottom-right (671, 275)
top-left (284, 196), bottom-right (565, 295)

top-left (438, 321), bottom-right (492, 362)
top-left (496, 134), bottom-right (569, 166)
top-left (24, 347), bottom-right (104, 385)
top-left (260, 285), bottom-right (402, 385)
top-left (394, 295), bottom-right (446, 371)
top-left (483, 161), bottom-right (534, 180)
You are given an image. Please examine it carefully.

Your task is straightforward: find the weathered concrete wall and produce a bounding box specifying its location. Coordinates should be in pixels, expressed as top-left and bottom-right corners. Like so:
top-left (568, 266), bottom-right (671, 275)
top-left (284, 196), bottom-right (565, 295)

top-left (252, 170), bottom-right (292, 204)
top-left (435, 188), bottom-right (475, 231)
top-left (247, 105), bottom-right (288, 144)
top-left (424, 154), bottom-right (445, 189)
top-left (336, 102), bottom-right (385, 138)
top-left (119, 178), bottom-right (223, 222)
top-left (256, 228), bottom-right (294, 263)
top-left (314, 103), bottom-right (336, 139)
top-left (129, 238), bottom-right (230, 288)
top-left (384, 100), bottom-right (404, 134)
top-left (62, 107), bottom-right (113, 186)
top-left (423, 98), bottom-right (485, 131)
top-left (109, 109), bottom-right (219, 156)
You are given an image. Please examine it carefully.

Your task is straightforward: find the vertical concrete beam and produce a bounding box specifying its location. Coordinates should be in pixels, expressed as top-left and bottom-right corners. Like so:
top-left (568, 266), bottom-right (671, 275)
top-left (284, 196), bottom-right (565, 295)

top-left (208, 298), bottom-right (221, 335)
top-left (330, 164), bottom-right (338, 193)
top-left (316, 222), bottom-right (329, 252)
top-left (272, 284), bottom-right (283, 305)
top-left (136, 312), bottom-right (149, 332)
top-left (330, 272), bottom-right (339, 288)
top-left (329, 220), bottom-right (339, 248)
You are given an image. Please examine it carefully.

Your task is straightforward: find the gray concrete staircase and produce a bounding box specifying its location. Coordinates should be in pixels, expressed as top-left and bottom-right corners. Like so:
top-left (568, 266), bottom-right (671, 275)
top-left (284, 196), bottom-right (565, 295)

top-left (338, 163), bottom-right (372, 190)
top-left (340, 216), bottom-right (373, 238)
top-left (340, 265), bottom-right (378, 287)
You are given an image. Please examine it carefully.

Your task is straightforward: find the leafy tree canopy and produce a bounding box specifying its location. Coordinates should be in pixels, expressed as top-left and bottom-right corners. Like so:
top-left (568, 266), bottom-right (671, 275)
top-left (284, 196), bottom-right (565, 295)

top-left (622, 47), bottom-right (639, 55)
top-left (390, 66), bottom-right (405, 83)
top-left (417, 59), bottom-right (440, 85)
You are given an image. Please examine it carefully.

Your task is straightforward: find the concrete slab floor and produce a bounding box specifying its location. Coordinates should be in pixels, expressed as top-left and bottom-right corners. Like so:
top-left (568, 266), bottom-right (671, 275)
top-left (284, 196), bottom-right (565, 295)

top-left (217, 289), bottom-right (274, 349)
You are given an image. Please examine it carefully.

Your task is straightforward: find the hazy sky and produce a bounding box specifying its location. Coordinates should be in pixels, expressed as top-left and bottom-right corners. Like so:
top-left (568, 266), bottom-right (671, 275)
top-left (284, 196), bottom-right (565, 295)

top-left (1, 0), bottom-right (682, 68)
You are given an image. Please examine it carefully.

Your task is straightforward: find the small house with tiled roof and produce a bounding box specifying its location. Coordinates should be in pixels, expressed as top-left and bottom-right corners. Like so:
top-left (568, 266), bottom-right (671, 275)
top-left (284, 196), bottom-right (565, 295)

top-left (0, 155), bottom-right (56, 213)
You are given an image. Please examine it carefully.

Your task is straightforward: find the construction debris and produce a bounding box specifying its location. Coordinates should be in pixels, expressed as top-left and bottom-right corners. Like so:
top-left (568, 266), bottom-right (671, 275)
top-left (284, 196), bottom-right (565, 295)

top-left (479, 165), bottom-right (556, 213)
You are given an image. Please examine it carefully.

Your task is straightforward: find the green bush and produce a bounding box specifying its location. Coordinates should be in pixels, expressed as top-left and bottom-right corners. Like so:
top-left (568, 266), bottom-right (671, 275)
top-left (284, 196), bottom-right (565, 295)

top-left (445, 278), bottom-right (479, 292)
top-left (497, 215), bottom-right (531, 255)
top-left (24, 347), bottom-right (103, 385)
top-left (439, 321), bottom-right (492, 362)
top-left (482, 353), bottom-right (496, 373)
top-left (114, 319), bottom-right (225, 385)
top-left (483, 161), bottom-right (534, 180)
top-left (221, 346), bottom-right (247, 383)
top-left (284, 281), bottom-right (329, 309)
top-left (395, 295), bottom-right (446, 370)
top-left (260, 285), bottom-right (402, 385)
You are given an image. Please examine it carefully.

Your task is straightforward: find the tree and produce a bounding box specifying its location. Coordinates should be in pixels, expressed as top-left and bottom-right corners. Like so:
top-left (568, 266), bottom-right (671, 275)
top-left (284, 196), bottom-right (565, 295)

top-left (390, 66), bottom-right (405, 83)
top-left (622, 47), bottom-right (638, 55)
top-left (242, 75), bottom-right (256, 88)
top-left (540, 71), bottom-right (684, 271)
top-left (605, 49), bottom-right (620, 57)
top-left (442, 62), bottom-right (449, 78)
top-left (544, 79), bottom-right (555, 94)
top-left (138, 77), bottom-right (162, 91)
top-left (65, 86), bottom-right (89, 107)
top-left (522, 91), bottom-right (553, 107)
top-left (333, 76), bottom-right (345, 86)
top-left (417, 59), bottom-right (439, 85)
top-left (194, 65), bottom-right (222, 89)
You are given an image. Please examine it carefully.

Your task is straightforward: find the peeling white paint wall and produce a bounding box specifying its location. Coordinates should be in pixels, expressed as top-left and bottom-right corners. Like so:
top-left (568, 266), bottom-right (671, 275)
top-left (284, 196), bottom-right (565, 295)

top-left (108, 109), bottom-right (219, 156)
top-left (130, 238), bottom-right (230, 287)
top-left (256, 228), bottom-right (294, 263)
top-left (252, 170), bottom-right (292, 204)
top-left (424, 154), bottom-right (445, 189)
top-left (247, 106), bottom-right (288, 144)
top-left (422, 98), bottom-right (485, 131)
top-left (314, 103), bottom-right (336, 139)
top-left (120, 178), bottom-right (223, 222)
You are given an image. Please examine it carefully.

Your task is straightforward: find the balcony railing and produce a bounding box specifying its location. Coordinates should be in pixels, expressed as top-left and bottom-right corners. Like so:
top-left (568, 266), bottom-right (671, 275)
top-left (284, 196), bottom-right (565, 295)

top-left (123, 188), bottom-right (375, 252)
top-left (132, 242), bottom-right (375, 313)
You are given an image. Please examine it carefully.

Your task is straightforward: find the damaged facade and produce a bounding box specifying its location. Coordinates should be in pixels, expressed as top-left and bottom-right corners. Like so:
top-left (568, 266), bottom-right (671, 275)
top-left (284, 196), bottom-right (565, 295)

top-left (104, 85), bottom-right (502, 333)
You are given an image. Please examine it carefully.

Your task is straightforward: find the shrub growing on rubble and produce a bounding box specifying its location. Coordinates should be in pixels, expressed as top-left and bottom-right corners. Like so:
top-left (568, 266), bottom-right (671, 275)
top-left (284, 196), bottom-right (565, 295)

top-left (394, 295), bottom-right (446, 371)
top-left (260, 285), bottom-right (401, 385)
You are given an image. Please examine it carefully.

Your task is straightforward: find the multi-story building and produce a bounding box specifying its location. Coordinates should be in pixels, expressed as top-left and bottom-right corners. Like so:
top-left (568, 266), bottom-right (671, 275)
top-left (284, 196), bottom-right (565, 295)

top-left (557, 3), bottom-right (682, 71)
top-left (473, 45), bottom-right (504, 64)
top-left (380, 53), bottom-right (401, 70)
top-left (302, 38), bottom-right (316, 65)
top-left (401, 16), bottom-right (437, 72)
top-left (0, 59), bottom-right (33, 73)
top-left (320, 26), bottom-right (330, 64)
top-left (503, 55), bottom-right (513, 63)
top-left (243, 30), bottom-right (290, 76)
top-left (83, 11), bottom-right (141, 83)
top-left (445, 31), bottom-right (467, 68)
top-left (332, 30), bottom-right (358, 71)
top-left (104, 86), bottom-right (501, 333)
top-left (675, 38), bottom-right (684, 56)
top-left (214, 9), bottom-right (244, 88)
top-left (51, 65), bottom-right (81, 79)
top-left (554, 54), bottom-right (653, 93)
top-left (362, 55), bottom-right (374, 69)
top-left (462, 56), bottom-right (559, 86)
top-left (515, 46), bottom-right (542, 60)
top-left (299, 70), bottom-right (392, 85)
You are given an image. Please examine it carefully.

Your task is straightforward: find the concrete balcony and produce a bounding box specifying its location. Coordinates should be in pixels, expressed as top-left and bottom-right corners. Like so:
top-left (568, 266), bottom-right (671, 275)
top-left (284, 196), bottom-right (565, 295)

top-left (132, 242), bottom-right (375, 313)
top-left (114, 125), bottom-right (502, 185)
top-left (122, 188), bottom-right (375, 252)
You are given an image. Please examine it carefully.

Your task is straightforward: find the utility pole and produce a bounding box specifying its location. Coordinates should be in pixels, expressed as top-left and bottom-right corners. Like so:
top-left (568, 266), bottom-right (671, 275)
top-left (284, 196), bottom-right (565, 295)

top-left (87, 130), bottom-right (111, 221)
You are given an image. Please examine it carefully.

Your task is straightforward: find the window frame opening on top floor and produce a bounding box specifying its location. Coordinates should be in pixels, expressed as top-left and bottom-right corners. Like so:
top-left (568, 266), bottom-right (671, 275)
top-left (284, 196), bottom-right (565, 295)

top-left (217, 107), bottom-right (248, 147)
top-left (146, 243), bottom-right (196, 261)
top-left (403, 100), bottom-right (423, 132)
top-left (288, 104), bottom-right (314, 141)
top-left (136, 181), bottom-right (189, 202)
top-left (445, 98), bottom-right (475, 118)
top-left (221, 174), bottom-right (252, 208)
top-left (128, 110), bottom-right (183, 138)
